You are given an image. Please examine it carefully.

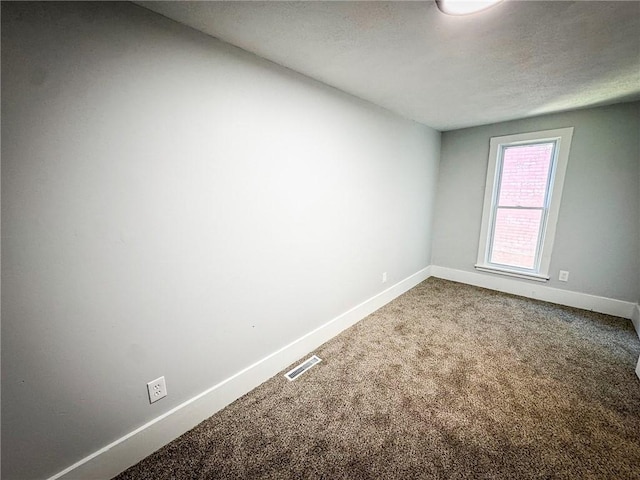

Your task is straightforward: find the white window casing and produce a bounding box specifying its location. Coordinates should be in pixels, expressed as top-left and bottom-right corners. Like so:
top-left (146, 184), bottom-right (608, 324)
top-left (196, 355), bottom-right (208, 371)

top-left (475, 127), bottom-right (574, 281)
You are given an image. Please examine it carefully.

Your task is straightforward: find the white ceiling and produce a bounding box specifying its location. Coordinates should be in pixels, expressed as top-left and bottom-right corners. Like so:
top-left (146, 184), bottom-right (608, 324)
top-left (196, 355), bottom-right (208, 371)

top-left (137, 1), bottom-right (640, 131)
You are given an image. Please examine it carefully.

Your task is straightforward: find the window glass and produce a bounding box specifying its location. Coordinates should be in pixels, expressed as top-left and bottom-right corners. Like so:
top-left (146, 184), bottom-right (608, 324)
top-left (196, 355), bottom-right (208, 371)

top-left (497, 143), bottom-right (553, 208)
top-left (475, 128), bottom-right (573, 281)
top-left (489, 142), bottom-right (555, 270)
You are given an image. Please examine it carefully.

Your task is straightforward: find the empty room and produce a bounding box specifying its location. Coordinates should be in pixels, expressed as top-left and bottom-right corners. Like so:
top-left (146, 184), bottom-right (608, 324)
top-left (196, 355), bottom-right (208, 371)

top-left (2, 1), bottom-right (640, 479)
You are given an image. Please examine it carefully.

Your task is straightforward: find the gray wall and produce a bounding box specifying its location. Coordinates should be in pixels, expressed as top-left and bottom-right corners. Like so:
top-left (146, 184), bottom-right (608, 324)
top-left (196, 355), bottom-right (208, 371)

top-left (432, 102), bottom-right (640, 302)
top-left (1, 3), bottom-right (440, 479)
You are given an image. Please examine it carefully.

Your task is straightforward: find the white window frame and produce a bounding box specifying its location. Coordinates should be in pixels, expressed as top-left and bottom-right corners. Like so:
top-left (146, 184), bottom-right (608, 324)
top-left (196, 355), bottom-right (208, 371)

top-left (475, 127), bottom-right (574, 282)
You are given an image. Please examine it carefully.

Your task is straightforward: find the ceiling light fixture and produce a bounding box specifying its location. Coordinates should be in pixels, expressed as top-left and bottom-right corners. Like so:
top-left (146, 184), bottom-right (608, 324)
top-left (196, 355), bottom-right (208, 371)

top-left (436, 0), bottom-right (504, 16)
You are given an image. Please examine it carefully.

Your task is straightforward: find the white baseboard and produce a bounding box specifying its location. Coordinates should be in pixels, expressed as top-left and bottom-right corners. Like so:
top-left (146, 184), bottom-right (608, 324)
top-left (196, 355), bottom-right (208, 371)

top-left (430, 265), bottom-right (636, 320)
top-left (49, 266), bottom-right (432, 480)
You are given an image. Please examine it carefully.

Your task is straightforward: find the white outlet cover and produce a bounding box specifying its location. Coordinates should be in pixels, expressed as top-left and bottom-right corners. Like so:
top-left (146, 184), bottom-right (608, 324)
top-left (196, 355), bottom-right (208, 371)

top-left (147, 376), bottom-right (167, 404)
top-left (559, 270), bottom-right (569, 282)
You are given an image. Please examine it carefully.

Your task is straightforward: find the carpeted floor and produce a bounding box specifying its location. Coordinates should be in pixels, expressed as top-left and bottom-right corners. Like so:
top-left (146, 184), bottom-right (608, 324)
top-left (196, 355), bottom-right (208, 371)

top-left (115, 278), bottom-right (640, 479)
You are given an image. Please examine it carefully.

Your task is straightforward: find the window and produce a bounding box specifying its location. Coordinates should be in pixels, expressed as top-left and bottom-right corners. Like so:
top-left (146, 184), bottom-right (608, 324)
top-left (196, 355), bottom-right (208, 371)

top-left (475, 127), bottom-right (573, 281)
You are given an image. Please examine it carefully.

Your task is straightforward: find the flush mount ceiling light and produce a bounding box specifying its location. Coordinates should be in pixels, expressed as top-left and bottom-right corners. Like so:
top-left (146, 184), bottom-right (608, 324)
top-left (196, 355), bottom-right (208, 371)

top-left (436, 0), bottom-right (504, 16)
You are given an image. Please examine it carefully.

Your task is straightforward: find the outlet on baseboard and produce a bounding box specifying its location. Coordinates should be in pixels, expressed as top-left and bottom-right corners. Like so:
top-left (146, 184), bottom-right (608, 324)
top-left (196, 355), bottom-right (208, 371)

top-left (382, 272), bottom-right (387, 283)
top-left (147, 376), bottom-right (167, 404)
top-left (558, 270), bottom-right (569, 282)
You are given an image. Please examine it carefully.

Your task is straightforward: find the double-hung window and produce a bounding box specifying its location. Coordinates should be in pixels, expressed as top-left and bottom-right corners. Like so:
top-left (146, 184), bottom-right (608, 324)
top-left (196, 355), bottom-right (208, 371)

top-left (475, 127), bottom-right (573, 281)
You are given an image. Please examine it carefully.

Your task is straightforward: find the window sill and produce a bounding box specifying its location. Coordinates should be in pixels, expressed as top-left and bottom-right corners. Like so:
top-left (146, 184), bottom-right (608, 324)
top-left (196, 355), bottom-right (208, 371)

top-left (474, 264), bottom-right (549, 282)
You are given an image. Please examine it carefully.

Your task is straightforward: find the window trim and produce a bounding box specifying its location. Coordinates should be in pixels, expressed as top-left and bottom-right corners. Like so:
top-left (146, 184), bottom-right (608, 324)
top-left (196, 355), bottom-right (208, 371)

top-left (475, 127), bottom-right (574, 281)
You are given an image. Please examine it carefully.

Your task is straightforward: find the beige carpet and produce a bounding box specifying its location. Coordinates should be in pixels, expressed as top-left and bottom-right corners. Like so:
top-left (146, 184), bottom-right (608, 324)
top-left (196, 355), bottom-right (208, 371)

top-left (115, 278), bottom-right (640, 479)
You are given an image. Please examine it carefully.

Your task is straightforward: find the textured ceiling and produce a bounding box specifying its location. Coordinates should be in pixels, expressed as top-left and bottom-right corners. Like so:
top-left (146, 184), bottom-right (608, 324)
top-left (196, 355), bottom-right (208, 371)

top-left (136, 1), bottom-right (640, 131)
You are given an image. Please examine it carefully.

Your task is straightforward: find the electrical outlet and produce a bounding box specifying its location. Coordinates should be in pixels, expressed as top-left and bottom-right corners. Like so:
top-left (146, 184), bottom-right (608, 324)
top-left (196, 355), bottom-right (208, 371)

top-left (558, 270), bottom-right (569, 282)
top-left (147, 376), bottom-right (167, 404)
top-left (382, 272), bottom-right (387, 283)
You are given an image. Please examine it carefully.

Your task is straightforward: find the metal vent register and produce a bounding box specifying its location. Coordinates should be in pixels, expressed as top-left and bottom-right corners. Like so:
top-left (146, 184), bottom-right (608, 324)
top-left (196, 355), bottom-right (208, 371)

top-left (284, 355), bottom-right (322, 381)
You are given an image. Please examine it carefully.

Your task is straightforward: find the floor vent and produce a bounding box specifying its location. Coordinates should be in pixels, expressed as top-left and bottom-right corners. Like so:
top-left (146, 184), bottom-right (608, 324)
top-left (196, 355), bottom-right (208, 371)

top-left (284, 355), bottom-right (322, 381)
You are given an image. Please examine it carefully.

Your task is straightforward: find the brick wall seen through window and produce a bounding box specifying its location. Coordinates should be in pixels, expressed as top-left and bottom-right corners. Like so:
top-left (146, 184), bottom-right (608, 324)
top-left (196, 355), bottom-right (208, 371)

top-left (490, 143), bottom-right (553, 269)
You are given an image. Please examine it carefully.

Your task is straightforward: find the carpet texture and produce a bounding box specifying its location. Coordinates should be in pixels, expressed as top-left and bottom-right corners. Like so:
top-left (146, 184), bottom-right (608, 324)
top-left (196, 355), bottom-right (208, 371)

top-left (115, 278), bottom-right (640, 479)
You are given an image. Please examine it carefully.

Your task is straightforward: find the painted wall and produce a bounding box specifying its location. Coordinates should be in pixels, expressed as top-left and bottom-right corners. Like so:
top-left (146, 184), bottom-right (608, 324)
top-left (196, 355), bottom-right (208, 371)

top-left (1, 3), bottom-right (441, 479)
top-left (432, 102), bottom-right (640, 302)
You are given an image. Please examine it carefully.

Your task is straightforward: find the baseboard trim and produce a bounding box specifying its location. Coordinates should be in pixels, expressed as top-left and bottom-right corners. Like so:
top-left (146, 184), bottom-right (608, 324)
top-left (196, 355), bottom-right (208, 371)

top-left (430, 266), bottom-right (636, 320)
top-left (49, 266), bottom-right (432, 480)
